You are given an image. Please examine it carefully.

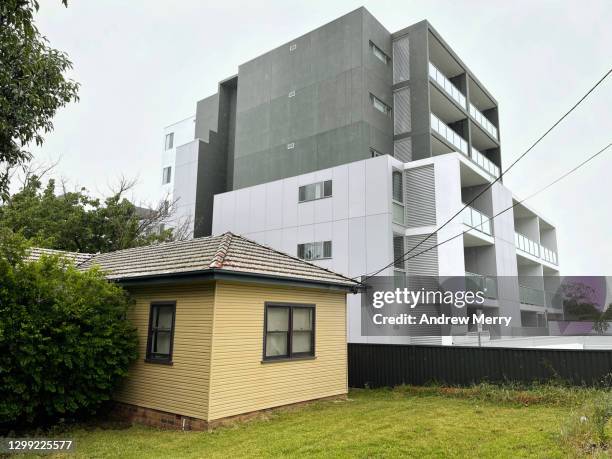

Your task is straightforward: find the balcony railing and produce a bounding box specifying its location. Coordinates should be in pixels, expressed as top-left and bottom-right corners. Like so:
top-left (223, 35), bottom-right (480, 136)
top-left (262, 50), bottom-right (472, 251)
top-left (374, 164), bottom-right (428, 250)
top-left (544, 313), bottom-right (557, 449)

top-left (466, 272), bottom-right (498, 299)
top-left (519, 285), bottom-right (546, 306)
top-left (462, 205), bottom-right (492, 235)
top-left (428, 62), bottom-right (466, 109)
top-left (514, 232), bottom-right (558, 265)
top-left (430, 113), bottom-right (467, 154)
top-left (470, 147), bottom-right (500, 178)
top-left (469, 103), bottom-right (498, 139)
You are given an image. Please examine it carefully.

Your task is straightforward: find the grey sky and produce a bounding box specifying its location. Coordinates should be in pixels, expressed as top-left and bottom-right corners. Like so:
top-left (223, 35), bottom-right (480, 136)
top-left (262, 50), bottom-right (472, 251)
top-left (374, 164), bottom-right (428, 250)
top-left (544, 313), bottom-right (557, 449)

top-left (31, 0), bottom-right (611, 274)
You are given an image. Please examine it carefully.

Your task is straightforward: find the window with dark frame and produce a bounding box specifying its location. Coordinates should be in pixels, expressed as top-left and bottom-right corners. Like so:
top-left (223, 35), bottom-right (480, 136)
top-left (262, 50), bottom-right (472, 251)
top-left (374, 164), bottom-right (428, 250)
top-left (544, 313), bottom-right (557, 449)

top-left (297, 241), bottom-right (332, 261)
top-left (146, 302), bottom-right (176, 364)
top-left (298, 180), bottom-right (332, 202)
top-left (264, 304), bottom-right (315, 360)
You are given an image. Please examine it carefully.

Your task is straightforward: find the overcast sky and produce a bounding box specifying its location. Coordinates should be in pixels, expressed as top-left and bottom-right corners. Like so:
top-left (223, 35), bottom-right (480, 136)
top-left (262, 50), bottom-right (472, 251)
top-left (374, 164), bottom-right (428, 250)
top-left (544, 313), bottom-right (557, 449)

top-left (30, 0), bottom-right (611, 274)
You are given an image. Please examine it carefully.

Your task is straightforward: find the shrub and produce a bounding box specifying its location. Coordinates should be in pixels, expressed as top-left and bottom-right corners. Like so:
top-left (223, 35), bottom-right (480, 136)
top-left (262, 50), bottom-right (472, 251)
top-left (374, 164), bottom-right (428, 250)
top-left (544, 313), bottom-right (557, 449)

top-left (0, 231), bottom-right (138, 428)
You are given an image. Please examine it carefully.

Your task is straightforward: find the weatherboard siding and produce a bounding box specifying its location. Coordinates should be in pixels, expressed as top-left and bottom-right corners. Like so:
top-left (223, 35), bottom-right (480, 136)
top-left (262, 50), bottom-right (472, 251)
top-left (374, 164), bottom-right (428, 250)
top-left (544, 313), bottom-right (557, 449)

top-left (207, 281), bottom-right (348, 421)
top-left (114, 283), bottom-right (214, 421)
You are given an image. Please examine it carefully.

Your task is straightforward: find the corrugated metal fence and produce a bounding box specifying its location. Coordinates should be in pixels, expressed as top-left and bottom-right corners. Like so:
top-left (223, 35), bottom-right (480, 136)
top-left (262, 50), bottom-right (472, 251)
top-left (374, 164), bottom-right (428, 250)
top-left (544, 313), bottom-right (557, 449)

top-left (348, 343), bottom-right (612, 388)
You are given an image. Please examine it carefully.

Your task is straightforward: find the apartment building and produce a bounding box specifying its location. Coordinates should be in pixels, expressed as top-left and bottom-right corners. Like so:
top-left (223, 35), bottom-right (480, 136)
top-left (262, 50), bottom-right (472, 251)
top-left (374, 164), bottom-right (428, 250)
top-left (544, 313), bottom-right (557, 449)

top-left (160, 7), bottom-right (561, 343)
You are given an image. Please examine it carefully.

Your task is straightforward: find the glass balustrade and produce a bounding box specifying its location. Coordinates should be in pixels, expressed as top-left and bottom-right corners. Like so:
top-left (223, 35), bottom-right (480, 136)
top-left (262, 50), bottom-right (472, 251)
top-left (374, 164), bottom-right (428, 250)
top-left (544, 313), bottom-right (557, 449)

top-left (462, 205), bottom-right (492, 235)
top-left (470, 147), bottom-right (500, 178)
top-left (469, 103), bottom-right (498, 139)
top-left (430, 113), bottom-right (467, 154)
top-left (519, 285), bottom-right (546, 306)
top-left (428, 62), bottom-right (466, 109)
top-left (514, 232), bottom-right (558, 265)
top-left (466, 272), bottom-right (498, 299)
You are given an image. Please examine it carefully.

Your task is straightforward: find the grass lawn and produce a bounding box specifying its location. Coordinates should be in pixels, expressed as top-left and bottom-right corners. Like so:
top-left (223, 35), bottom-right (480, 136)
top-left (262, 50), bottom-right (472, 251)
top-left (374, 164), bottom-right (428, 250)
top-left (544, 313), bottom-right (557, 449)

top-left (32, 387), bottom-right (582, 459)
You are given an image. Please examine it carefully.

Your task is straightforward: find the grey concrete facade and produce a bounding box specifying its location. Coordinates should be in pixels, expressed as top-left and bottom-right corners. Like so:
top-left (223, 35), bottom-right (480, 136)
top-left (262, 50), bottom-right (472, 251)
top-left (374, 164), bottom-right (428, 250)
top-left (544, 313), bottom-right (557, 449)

top-left (169, 7), bottom-right (505, 237)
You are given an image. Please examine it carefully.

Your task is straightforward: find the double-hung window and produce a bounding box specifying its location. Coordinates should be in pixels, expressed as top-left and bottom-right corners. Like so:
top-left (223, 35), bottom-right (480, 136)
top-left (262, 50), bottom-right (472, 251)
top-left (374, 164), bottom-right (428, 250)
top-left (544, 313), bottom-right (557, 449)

top-left (297, 241), bottom-right (332, 261)
top-left (264, 303), bottom-right (315, 360)
top-left (146, 302), bottom-right (176, 364)
top-left (298, 180), bottom-right (332, 202)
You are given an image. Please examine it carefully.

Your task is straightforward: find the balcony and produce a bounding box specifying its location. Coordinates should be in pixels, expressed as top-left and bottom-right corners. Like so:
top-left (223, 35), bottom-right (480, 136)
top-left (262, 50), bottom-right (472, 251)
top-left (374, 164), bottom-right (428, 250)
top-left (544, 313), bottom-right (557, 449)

top-left (466, 272), bottom-right (498, 299)
top-left (430, 113), bottom-right (467, 154)
top-left (428, 62), bottom-right (466, 109)
top-left (519, 285), bottom-right (545, 306)
top-left (515, 232), bottom-right (558, 265)
top-left (462, 205), bottom-right (492, 235)
top-left (470, 147), bottom-right (500, 178)
top-left (469, 103), bottom-right (498, 140)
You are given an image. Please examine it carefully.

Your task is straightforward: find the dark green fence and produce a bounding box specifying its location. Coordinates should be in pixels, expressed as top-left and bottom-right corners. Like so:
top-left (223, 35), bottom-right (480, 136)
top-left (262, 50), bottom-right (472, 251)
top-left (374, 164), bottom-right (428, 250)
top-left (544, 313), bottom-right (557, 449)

top-left (348, 343), bottom-right (612, 387)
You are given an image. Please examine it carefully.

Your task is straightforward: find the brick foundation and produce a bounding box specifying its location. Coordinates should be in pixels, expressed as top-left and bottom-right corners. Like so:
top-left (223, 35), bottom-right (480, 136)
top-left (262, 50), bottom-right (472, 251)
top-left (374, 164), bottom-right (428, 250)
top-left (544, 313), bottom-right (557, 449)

top-left (111, 393), bottom-right (346, 431)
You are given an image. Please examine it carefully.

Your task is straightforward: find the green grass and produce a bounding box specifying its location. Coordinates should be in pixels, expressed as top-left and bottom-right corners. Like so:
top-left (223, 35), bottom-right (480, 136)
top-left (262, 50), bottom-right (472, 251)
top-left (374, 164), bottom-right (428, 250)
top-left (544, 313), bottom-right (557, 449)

top-left (30, 387), bottom-right (604, 458)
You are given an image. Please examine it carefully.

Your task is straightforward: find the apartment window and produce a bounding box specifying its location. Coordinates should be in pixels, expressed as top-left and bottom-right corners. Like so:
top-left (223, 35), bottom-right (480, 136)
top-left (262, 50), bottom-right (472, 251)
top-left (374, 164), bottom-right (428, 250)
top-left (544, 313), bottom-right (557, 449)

top-left (371, 94), bottom-right (391, 115)
top-left (264, 303), bottom-right (315, 360)
top-left (297, 241), bottom-right (332, 261)
top-left (288, 90), bottom-right (296, 98)
top-left (164, 132), bottom-right (174, 150)
top-left (287, 142), bottom-right (295, 149)
top-left (289, 43), bottom-right (297, 52)
top-left (392, 170), bottom-right (403, 203)
top-left (393, 235), bottom-right (405, 270)
top-left (392, 170), bottom-right (405, 225)
top-left (370, 41), bottom-right (390, 64)
top-left (162, 166), bottom-right (172, 184)
top-left (146, 302), bottom-right (176, 364)
top-left (298, 180), bottom-right (332, 202)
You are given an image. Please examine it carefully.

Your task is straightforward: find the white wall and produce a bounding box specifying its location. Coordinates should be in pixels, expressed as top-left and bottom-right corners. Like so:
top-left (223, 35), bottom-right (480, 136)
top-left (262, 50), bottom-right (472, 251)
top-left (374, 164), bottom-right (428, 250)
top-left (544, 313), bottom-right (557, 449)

top-left (161, 115), bottom-right (195, 200)
top-left (213, 155), bottom-right (399, 278)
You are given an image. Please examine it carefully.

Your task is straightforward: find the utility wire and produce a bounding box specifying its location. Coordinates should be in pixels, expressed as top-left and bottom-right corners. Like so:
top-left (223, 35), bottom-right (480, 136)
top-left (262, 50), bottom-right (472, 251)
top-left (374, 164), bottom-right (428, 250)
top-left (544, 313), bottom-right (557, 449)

top-left (392, 143), bottom-right (611, 269)
top-left (358, 66), bottom-right (612, 281)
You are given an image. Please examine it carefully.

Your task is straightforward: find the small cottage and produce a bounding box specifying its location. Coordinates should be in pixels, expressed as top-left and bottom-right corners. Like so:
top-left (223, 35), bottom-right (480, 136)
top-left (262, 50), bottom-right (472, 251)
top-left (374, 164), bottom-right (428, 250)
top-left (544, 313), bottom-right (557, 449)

top-left (79, 232), bottom-right (361, 429)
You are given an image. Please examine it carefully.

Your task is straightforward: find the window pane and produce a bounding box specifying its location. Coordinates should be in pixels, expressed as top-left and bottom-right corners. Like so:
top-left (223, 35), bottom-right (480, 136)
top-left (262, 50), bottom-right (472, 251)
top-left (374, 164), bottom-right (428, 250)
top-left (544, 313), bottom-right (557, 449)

top-left (266, 332), bottom-right (288, 357)
top-left (314, 182), bottom-right (323, 199)
top-left (153, 331), bottom-right (171, 355)
top-left (304, 184), bottom-right (315, 201)
top-left (267, 307), bottom-right (289, 332)
top-left (157, 306), bottom-right (174, 329)
top-left (293, 308), bottom-right (312, 331)
top-left (292, 331), bottom-right (312, 354)
top-left (392, 171), bottom-right (403, 202)
top-left (323, 180), bottom-right (332, 197)
top-left (323, 241), bottom-right (332, 258)
top-left (298, 186), bottom-right (306, 201)
top-left (297, 244), bottom-right (305, 259)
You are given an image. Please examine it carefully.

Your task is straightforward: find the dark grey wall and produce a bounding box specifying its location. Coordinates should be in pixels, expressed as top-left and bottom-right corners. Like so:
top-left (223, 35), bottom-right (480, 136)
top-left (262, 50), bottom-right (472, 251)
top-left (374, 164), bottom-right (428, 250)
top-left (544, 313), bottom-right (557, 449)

top-left (231, 7), bottom-right (394, 189)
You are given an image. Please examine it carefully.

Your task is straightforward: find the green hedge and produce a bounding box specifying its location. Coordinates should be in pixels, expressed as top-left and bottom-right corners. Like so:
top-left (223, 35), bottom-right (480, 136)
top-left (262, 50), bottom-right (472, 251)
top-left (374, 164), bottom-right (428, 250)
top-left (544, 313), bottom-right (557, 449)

top-left (0, 233), bottom-right (138, 427)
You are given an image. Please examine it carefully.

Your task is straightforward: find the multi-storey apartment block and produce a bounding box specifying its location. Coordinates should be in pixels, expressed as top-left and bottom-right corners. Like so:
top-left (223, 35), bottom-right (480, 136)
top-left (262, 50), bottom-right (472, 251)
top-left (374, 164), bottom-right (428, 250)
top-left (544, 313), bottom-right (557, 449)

top-left (160, 7), bottom-right (561, 344)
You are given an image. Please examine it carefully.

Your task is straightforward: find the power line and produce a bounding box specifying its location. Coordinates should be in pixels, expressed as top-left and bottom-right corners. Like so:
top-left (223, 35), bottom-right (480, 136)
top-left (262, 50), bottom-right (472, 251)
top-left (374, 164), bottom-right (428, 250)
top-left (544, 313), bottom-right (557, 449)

top-left (359, 66), bottom-right (612, 281)
top-left (395, 143), bottom-right (611, 268)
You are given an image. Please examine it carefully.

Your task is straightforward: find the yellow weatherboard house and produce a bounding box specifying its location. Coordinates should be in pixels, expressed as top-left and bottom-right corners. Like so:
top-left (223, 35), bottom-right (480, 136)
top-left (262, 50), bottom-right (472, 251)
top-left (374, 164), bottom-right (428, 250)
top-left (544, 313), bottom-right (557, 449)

top-left (79, 232), bottom-right (361, 430)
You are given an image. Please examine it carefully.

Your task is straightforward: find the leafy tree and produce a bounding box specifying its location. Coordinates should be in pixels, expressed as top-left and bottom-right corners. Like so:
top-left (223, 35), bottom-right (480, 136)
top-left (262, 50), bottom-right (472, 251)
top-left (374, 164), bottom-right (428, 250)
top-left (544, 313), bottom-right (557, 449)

top-left (0, 229), bottom-right (139, 428)
top-left (0, 0), bottom-right (79, 200)
top-left (0, 175), bottom-right (188, 253)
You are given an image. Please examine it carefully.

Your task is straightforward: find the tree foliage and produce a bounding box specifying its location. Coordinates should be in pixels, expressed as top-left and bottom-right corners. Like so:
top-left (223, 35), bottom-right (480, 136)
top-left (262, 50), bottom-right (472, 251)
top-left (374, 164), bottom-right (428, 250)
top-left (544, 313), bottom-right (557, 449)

top-left (0, 229), bottom-right (139, 428)
top-left (0, 0), bottom-right (79, 200)
top-left (0, 175), bottom-right (185, 253)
